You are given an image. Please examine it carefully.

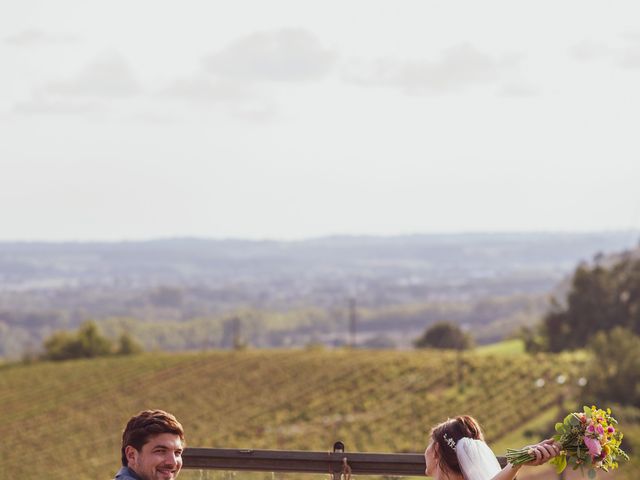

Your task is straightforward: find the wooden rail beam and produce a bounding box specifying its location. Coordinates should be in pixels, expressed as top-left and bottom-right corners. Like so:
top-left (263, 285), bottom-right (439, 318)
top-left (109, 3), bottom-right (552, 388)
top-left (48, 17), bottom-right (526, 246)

top-left (183, 448), bottom-right (426, 476)
top-left (183, 448), bottom-right (509, 477)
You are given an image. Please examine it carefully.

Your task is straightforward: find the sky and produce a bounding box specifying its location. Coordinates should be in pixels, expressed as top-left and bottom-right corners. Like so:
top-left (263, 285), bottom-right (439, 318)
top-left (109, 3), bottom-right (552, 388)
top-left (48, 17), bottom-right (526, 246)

top-left (1, 1), bottom-right (640, 241)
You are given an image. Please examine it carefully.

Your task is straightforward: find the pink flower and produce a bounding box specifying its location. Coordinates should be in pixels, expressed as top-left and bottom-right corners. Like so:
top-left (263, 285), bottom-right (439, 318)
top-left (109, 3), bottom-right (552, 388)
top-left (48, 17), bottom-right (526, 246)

top-left (587, 424), bottom-right (595, 434)
top-left (584, 436), bottom-right (602, 458)
top-left (607, 426), bottom-right (615, 434)
top-left (595, 425), bottom-right (605, 436)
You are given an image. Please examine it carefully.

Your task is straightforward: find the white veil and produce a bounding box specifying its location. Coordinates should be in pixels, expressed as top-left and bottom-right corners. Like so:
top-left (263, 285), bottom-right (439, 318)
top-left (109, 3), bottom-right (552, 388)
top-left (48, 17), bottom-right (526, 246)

top-left (456, 437), bottom-right (502, 480)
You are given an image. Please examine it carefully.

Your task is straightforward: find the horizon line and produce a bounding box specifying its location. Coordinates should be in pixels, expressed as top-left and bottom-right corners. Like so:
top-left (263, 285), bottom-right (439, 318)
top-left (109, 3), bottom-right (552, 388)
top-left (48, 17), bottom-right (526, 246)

top-left (0, 228), bottom-right (638, 245)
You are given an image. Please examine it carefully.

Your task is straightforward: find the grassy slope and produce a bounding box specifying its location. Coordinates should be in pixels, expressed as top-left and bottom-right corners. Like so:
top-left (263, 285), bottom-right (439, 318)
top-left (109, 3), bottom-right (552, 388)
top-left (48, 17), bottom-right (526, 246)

top-left (0, 348), bottom-right (603, 479)
top-left (476, 339), bottom-right (526, 355)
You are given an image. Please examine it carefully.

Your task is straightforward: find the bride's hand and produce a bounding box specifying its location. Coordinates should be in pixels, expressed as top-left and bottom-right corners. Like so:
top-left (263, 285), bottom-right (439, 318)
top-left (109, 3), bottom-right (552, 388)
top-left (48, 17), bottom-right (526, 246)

top-left (522, 439), bottom-right (561, 466)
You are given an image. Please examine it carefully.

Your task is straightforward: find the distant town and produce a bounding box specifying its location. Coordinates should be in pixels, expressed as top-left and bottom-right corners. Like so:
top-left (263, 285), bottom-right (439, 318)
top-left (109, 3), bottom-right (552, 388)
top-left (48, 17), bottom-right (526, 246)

top-left (1, 231), bottom-right (637, 357)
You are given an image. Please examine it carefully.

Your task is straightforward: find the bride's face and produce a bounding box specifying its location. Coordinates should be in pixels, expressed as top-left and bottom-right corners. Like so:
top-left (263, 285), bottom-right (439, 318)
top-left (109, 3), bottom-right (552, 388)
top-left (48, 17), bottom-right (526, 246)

top-left (424, 441), bottom-right (438, 477)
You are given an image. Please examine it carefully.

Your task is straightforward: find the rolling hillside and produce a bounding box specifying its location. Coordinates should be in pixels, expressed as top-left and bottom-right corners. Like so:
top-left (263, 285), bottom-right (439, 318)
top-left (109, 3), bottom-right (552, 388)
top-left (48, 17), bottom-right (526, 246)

top-left (2, 348), bottom-right (612, 479)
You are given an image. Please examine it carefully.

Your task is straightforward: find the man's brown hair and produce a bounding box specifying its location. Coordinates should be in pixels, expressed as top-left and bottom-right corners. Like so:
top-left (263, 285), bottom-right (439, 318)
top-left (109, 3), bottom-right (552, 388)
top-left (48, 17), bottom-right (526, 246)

top-left (121, 409), bottom-right (185, 466)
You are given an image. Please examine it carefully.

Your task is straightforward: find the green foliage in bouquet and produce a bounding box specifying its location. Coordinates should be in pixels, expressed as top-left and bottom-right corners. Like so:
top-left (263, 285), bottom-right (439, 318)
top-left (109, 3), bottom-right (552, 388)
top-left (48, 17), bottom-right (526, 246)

top-left (507, 406), bottom-right (629, 478)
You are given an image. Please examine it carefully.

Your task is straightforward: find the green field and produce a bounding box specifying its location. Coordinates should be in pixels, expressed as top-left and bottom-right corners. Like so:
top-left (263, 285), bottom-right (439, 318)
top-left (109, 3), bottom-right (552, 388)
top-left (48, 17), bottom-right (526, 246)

top-left (1, 348), bottom-right (632, 479)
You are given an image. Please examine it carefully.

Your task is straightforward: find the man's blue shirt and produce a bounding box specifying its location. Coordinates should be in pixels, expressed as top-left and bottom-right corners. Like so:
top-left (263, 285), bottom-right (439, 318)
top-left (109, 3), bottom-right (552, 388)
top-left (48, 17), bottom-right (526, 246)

top-left (114, 466), bottom-right (144, 480)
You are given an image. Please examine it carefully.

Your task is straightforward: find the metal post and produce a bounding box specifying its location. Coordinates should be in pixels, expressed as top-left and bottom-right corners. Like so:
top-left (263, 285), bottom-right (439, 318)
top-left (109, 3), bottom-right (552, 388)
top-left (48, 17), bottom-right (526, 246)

top-left (333, 441), bottom-right (345, 480)
top-left (349, 298), bottom-right (357, 347)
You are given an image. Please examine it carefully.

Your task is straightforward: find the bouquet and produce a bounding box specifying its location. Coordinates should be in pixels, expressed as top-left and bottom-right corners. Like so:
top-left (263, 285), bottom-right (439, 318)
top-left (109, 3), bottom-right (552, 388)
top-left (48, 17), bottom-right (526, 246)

top-left (506, 406), bottom-right (628, 478)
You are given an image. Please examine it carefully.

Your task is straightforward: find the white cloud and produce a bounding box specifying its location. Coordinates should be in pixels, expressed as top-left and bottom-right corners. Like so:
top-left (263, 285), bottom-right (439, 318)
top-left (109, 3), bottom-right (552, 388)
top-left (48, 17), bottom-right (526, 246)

top-left (128, 111), bottom-right (176, 124)
top-left (618, 34), bottom-right (640, 68)
top-left (202, 28), bottom-right (336, 83)
top-left (228, 102), bottom-right (277, 123)
top-left (157, 74), bottom-right (277, 122)
top-left (569, 39), bottom-right (611, 61)
top-left (4, 28), bottom-right (79, 47)
top-left (161, 76), bottom-right (252, 103)
top-left (343, 43), bottom-right (520, 94)
top-left (44, 52), bottom-right (141, 98)
top-left (570, 34), bottom-right (640, 69)
top-left (499, 82), bottom-right (539, 98)
top-left (619, 49), bottom-right (640, 68)
top-left (12, 95), bottom-right (100, 115)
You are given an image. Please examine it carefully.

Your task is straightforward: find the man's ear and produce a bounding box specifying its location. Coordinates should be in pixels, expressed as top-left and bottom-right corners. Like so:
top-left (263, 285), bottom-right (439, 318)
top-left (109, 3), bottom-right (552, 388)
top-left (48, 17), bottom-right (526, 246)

top-left (125, 445), bottom-right (139, 466)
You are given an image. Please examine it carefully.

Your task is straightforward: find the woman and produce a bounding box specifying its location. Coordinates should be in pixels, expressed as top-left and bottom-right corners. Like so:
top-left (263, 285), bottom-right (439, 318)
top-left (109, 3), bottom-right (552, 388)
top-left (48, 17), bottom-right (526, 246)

top-left (424, 415), bottom-right (560, 480)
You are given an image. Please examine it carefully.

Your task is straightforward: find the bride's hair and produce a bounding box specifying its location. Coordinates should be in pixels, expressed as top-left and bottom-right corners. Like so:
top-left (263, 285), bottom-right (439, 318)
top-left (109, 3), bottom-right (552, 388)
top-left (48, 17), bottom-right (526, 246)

top-left (430, 415), bottom-right (484, 477)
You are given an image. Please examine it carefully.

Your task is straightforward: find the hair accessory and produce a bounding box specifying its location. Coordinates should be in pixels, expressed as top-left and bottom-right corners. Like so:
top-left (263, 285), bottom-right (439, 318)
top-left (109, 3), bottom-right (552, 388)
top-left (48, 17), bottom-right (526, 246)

top-left (443, 433), bottom-right (457, 450)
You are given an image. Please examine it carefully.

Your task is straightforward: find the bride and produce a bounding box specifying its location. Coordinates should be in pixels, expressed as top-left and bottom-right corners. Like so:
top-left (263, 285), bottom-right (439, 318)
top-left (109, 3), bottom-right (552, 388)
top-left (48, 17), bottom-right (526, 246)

top-left (424, 415), bottom-right (560, 480)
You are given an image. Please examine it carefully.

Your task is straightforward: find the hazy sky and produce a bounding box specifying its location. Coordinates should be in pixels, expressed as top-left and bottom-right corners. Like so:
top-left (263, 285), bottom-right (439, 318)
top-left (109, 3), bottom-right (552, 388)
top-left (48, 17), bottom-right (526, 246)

top-left (2, 1), bottom-right (640, 241)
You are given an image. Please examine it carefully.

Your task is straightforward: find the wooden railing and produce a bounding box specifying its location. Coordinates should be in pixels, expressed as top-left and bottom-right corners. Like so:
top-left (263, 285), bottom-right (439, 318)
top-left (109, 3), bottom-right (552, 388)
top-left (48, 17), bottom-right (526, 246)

top-left (183, 445), bottom-right (508, 477)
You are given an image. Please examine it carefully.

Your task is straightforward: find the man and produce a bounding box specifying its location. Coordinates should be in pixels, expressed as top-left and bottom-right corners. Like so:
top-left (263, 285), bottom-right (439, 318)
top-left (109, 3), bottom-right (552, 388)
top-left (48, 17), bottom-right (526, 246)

top-left (114, 409), bottom-right (185, 480)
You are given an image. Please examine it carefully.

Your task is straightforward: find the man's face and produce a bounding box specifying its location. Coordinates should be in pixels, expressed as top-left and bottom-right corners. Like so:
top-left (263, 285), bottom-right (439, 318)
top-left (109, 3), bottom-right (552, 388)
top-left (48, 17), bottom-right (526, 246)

top-left (126, 433), bottom-right (184, 480)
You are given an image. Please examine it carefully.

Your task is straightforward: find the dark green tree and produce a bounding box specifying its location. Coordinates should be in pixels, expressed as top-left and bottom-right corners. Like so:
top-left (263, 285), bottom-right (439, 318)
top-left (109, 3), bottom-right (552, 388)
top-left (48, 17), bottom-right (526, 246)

top-left (414, 321), bottom-right (473, 350)
top-left (539, 254), bottom-right (640, 352)
top-left (583, 327), bottom-right (640, 407)
top-left (116, 332), bottom-right (143, 355)
top-left (76, 321), bottom-right (113, 357)
top-left (519, 325), bottom-right (547, 353)
top-left (42, 321), bottom-right (113, 361)
top-left (42, 331), bottom-right (81, 361)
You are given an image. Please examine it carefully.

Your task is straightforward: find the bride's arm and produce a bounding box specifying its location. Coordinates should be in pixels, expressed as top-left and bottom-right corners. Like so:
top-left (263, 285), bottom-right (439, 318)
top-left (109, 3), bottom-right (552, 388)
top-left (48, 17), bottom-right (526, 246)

top-left (490, 439), bottom-right (560, 480)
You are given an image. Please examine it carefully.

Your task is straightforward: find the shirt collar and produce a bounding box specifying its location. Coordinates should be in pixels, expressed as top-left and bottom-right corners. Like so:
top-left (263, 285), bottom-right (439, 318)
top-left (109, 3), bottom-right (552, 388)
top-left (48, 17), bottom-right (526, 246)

top-left (116, 466), bottom-right (144, 480)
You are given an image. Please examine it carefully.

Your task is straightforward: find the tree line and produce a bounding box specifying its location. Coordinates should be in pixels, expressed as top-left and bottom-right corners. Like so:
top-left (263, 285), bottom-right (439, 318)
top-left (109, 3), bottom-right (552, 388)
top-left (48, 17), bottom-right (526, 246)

top-left (522, 251), bottom-right (640, 407)
top-left (40, 321), bottom-right (142, 361)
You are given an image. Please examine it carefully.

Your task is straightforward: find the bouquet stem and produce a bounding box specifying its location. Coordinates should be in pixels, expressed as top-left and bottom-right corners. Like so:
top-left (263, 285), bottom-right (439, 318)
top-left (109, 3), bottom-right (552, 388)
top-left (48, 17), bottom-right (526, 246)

top-left (505, 447), bottom-right (537, 466)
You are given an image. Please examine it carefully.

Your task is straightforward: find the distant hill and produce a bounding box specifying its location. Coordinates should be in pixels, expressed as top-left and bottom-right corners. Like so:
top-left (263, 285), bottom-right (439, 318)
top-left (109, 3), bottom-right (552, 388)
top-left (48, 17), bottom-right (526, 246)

top-left (2, 348), bottom-right (585, 480)
top-left (0, 232), bottom-right (638, 357)
top-left (1, 232), bottom-right (637, 290)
